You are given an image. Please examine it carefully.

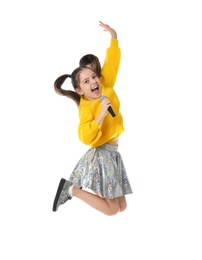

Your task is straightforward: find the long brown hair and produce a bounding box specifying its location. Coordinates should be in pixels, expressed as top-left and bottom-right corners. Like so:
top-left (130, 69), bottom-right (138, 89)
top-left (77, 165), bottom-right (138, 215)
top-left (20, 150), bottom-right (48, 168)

top-left (54, 74), bottom-right (80, 107)
top-left (54, 66), bottom-right (97, 107)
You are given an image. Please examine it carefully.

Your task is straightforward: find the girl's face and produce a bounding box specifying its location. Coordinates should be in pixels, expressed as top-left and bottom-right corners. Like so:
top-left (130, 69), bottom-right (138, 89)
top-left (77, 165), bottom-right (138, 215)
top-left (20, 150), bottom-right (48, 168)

top-left (76, 68), bottom-right (101, 101)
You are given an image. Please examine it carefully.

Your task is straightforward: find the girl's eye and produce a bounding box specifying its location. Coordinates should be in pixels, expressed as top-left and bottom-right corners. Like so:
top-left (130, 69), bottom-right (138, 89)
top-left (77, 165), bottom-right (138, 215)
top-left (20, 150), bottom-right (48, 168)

top-left (84, 80), bottom-right (89, 84)
top-left (92, 74), bottom-right (97, 79)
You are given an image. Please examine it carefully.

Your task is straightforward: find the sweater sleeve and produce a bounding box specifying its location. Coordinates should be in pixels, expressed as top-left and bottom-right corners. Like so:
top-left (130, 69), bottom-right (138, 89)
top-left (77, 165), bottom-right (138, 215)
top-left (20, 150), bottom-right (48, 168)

top-left (100, 38), bottom-right (121, 88)
top-left (78, 107), bottom-right (103, 146)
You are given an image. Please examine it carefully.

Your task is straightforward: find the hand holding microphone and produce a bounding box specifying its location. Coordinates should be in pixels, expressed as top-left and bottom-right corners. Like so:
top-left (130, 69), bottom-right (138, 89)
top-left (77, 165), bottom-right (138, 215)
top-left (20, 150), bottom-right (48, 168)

top-left (100, 95), bottom-right (116, 117)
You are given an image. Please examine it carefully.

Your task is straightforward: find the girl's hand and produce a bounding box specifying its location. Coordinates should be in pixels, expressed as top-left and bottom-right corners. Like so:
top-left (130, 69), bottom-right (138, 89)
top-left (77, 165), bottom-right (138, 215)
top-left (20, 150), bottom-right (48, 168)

top-left (100, 96), bottom-right (111, 116)
top-left (99, 21), bottom-right (117, 39)
top-left (95, 96), bottom-right (111, 124)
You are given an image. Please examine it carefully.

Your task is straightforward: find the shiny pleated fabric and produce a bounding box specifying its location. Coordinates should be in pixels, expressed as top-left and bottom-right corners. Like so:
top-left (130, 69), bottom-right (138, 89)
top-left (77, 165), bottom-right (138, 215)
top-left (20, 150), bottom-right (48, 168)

top-left (69, 144), bottom-right (133, 199)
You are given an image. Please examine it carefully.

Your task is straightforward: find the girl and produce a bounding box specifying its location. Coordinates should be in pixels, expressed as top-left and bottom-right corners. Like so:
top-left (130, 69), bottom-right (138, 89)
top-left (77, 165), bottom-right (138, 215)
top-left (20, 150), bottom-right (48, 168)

top-left (52, 22), bottom-right (132, 216)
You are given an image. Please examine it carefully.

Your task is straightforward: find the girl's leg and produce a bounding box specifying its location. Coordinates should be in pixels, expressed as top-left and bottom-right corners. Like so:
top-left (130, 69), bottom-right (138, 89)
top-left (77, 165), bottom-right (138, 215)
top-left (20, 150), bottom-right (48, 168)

top-left (118, 196), bottom-right (127, 212)
top-left (73, 186), bottom-right (125, 216)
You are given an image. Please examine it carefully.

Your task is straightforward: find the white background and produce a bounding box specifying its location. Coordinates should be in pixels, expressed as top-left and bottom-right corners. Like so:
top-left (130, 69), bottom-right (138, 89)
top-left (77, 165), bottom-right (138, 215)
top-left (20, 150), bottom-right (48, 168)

top-left (0, 0), bottom-right (202, 259)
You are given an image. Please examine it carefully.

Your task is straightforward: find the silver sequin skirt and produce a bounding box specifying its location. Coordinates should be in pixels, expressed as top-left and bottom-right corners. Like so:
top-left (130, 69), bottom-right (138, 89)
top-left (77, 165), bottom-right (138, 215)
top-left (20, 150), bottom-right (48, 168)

top-left (69, 144), bottom-right (133, 199)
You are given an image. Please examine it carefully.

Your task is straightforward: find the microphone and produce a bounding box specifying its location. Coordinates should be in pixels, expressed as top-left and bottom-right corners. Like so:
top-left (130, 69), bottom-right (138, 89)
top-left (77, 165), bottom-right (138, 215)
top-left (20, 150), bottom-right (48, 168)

top-left (100, 95), bottom-right (116, 117)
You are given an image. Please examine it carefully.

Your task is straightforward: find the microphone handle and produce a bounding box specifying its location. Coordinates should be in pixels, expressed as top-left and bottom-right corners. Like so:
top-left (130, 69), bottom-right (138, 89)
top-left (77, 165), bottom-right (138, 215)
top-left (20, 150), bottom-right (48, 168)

top-left (108, 106), bottom-right (116, 117)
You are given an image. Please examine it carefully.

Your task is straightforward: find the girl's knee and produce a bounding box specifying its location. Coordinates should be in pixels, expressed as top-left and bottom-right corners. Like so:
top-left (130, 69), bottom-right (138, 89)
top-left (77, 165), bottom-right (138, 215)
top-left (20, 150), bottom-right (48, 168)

top-left (106, 202), bottom-right (120, 216)
top-left (119, 203), bottom-right (127, 212)
top-left (107, 207), bottom-right (119, 216)
top-left (105, 197), bottom-right (126, 216)
top-left (107, 203), bottom-right (126, 215)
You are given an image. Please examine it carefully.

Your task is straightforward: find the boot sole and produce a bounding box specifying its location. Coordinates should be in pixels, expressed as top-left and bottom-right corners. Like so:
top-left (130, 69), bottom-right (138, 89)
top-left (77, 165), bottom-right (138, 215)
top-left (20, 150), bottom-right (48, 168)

top-left (52, 178), bottom-right (66, 212)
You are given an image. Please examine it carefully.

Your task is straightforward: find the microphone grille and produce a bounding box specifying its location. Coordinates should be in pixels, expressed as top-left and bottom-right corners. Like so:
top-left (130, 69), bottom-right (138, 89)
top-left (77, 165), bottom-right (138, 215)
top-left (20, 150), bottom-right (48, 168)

top-left (100, 95), bottom-right (107, 102)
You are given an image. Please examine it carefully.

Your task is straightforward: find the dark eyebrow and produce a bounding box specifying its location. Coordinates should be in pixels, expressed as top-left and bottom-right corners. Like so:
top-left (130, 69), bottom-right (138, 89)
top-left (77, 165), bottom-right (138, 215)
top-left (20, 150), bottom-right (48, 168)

top-left (81, 77), bottom-right (89, 84)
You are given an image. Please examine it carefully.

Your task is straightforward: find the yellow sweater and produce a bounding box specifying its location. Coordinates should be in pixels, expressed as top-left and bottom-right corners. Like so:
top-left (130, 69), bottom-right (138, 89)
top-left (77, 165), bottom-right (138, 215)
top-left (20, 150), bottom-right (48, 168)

top-left (78, 39), bottom-right (124, 147)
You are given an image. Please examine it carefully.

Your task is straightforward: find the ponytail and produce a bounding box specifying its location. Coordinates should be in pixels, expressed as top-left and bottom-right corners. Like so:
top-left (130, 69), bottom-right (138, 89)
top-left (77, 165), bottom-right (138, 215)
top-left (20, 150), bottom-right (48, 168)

top-left (54, 74), bottom-right (80, 107)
